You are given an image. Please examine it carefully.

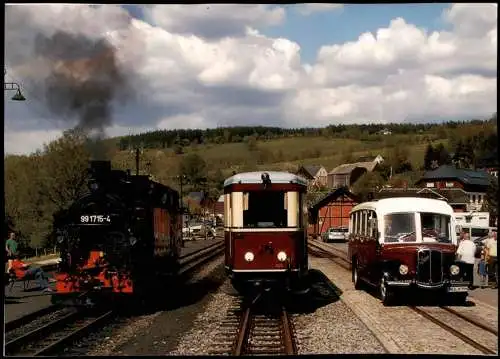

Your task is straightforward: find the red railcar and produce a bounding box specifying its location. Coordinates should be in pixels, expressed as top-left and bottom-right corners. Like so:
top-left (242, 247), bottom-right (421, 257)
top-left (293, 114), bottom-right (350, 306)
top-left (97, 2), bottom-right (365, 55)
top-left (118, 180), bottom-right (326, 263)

top-left (223, 171), bottom-right (309, 293)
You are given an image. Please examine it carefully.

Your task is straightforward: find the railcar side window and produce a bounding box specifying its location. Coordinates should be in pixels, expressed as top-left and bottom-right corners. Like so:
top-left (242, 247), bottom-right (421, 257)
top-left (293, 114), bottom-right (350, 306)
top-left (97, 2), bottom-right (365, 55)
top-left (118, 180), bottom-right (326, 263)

top-left (243, 191), bottom-right (287, 228)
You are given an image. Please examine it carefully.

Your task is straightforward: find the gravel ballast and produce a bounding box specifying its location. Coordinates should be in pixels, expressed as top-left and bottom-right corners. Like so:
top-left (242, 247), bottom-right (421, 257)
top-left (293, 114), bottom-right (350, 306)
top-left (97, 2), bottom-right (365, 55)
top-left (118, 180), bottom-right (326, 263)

top-left (83, 255), bottom-right (227, 356)
top-left (311, 256), bottom-right (496, 354)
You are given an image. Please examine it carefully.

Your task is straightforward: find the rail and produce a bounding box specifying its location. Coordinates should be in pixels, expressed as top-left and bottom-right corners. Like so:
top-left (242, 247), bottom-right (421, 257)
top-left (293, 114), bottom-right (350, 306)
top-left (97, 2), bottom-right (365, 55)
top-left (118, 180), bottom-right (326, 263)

top-left (5, 241), bottom-right (225, 355)
top-left (409, 306), bottom-right (497, 355)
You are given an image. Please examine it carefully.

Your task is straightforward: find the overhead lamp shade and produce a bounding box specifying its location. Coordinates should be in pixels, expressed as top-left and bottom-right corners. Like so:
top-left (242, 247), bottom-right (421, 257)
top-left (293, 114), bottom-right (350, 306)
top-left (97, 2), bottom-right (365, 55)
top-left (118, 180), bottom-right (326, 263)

top-left (11, 89), bottom-right (26, 101)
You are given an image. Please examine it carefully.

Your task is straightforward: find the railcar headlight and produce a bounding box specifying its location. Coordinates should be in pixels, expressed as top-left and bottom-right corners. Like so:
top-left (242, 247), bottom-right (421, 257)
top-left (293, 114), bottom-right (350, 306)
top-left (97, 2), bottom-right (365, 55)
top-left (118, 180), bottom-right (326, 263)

top-left (450, 265), bottom-right (460, 275)
top-left (277, 251), bottom-right (287, 262)
top-left (244, 252), bottom-right (254, 262)
top-left (399, 264), bottom-right (409, 275)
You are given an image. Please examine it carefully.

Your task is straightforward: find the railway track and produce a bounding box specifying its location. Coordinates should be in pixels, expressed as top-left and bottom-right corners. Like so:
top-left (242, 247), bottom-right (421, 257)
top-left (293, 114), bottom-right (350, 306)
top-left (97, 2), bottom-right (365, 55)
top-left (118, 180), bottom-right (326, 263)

top-left (308, 240), bottom-right (350, 271)
top-left (409, 306), bottom-right (498, 355)
top-left (5, 306), bottom-right (115, 356)
top-left (309, 241), bottom-right (498, 355)
top-left (209, 294), bottom-right (296, 356)
top-left (5, 241), bottom-right (225, 356)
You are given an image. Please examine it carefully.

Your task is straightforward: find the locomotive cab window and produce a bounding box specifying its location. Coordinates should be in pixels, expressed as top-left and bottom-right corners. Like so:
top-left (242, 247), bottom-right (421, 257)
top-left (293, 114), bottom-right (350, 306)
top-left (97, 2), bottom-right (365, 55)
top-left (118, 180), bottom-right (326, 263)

top-left (243, 191), bottom-right (288, 228)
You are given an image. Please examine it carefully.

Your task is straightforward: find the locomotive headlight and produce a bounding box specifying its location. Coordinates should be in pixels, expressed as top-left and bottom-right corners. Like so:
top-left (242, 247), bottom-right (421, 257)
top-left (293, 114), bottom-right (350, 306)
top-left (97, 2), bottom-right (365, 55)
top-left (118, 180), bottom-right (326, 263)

top-left (399, 264), bottom-right (408, 275)
top-left (277, 251), bottom-right (287, 262)
top-left (244, 252), bottom-right (254, 262)
top-left (450, 265), bottom-right (460, 276)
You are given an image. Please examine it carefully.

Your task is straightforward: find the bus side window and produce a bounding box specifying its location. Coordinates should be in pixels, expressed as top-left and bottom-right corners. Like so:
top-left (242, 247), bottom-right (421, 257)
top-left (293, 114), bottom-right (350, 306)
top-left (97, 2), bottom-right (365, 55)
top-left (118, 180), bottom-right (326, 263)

top-left (353, 212), bottom-right (357, 236)
top-left (363, 211), bottom-right (368, 236)
top-left (356, 211), bottom-right (361, 235)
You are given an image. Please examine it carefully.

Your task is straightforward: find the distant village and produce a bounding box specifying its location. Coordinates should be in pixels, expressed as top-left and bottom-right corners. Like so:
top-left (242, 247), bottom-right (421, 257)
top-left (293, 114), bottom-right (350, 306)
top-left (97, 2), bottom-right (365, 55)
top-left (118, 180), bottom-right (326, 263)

top-left (184, 153), bottom-right (497, 239)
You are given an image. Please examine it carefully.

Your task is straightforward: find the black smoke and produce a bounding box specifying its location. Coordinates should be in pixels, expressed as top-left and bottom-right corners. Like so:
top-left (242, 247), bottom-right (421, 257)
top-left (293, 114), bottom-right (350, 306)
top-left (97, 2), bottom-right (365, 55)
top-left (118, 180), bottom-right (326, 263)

top-left (34, 31), bottom-right (133, 159)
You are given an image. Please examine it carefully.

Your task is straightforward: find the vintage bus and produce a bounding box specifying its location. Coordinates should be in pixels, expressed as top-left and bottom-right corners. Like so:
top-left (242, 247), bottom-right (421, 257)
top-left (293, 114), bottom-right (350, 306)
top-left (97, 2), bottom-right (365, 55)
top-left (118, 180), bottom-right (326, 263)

top-left (348, 197), bottom-right (470, 305)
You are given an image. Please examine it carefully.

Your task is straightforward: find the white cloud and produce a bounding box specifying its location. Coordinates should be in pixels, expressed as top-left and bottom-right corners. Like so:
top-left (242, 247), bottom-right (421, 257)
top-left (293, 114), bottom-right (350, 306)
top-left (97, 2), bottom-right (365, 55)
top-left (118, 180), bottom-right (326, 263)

top-left (4, 3), bottom-right (497, 155)
top-left (144, 4), bottom-right (285, 39)
top-left (295, 4), bottom-right (344, 16)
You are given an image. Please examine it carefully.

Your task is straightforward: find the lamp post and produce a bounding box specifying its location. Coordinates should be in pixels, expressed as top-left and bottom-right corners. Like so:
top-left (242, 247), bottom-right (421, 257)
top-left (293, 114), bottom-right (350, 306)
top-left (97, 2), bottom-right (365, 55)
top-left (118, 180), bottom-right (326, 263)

top-left (4, 70), bottom-right (26, 101)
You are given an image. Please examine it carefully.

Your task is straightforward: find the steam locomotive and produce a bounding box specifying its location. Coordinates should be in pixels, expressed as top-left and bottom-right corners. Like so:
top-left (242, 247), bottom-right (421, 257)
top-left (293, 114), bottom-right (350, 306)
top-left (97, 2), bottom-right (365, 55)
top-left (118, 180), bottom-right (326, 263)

top-left (52, 160), bottom-right (182, 303)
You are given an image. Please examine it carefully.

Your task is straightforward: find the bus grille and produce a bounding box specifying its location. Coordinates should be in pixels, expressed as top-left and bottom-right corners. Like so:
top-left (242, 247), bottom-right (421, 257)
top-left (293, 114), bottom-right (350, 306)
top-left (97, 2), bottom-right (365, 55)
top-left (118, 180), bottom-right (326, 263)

top-left (417, 249), bottom-right (443, 284)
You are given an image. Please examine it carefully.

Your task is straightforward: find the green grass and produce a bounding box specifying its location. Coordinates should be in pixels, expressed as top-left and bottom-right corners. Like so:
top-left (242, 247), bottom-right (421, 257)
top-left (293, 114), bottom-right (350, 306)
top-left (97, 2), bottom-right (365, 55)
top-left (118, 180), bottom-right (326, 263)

top-left (108, 134), bottom-right (450, 184)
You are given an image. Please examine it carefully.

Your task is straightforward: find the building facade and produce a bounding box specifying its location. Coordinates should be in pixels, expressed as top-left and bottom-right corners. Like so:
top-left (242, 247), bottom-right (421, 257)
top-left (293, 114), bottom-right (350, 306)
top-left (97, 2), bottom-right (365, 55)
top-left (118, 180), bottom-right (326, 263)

top-left (308, 187), bottom-right (360, 238)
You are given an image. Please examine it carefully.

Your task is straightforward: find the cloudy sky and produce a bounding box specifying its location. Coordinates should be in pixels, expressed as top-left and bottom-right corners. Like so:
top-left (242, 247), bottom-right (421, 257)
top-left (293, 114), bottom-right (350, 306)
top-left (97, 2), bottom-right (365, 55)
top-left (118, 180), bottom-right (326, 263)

top-left (4, 3), bottom-right (497, 155)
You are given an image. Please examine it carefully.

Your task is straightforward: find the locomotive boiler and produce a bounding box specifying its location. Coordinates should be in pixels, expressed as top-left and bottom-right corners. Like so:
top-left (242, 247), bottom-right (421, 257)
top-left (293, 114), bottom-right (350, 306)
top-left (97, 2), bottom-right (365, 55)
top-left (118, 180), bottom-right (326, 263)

top-left (52, 160), bottom-right (182, 303)
top-left (223, 171), bottom-right (309, 294)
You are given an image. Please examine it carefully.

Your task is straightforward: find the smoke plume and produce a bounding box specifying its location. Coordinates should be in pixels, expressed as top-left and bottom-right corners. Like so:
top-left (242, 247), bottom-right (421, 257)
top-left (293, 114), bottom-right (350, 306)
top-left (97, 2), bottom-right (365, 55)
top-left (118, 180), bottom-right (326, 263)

top-left (33, 31), bottom-right (133, 159)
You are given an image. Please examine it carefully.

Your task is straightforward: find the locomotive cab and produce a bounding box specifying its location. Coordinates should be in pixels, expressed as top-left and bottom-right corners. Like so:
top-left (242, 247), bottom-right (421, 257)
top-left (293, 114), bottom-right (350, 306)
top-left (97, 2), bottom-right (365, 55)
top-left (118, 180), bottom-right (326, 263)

top-left (223, 171), bottom-right (309, 293)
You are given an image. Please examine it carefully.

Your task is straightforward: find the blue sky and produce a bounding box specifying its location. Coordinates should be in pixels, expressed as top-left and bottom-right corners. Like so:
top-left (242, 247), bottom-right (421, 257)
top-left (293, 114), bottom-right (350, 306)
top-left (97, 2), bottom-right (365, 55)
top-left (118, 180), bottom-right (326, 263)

top-left (122, 4), bottom-right (452, 63)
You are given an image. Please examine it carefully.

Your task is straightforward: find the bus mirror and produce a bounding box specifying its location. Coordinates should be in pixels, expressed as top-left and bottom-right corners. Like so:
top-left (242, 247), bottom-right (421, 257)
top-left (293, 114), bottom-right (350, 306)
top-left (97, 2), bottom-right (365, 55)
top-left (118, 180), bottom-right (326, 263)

top-left (455, 225), bottom-right (462, 233)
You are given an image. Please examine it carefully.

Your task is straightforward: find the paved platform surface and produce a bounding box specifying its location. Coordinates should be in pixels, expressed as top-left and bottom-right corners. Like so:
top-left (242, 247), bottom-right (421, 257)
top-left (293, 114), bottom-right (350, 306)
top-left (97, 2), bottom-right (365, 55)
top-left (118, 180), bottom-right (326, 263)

top-left (4, 238), bottom-right (222, 324)
top-left (317, 241), bottom-right (498, 308)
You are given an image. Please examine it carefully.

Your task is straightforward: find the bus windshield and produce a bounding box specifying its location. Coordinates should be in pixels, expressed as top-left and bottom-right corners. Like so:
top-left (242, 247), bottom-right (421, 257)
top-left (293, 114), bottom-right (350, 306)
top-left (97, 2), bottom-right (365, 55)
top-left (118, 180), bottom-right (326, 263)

top-left (384, 212), bottom-right (451, 243)
top-left (243, 191), bottom-right (287, 228)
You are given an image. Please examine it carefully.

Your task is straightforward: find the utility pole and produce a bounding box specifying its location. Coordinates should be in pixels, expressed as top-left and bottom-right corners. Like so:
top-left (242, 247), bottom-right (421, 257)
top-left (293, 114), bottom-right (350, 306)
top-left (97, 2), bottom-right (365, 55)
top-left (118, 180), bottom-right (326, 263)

top-left (129, 143), bottom-right (144, 176)
top-left (177, 175), bottom-right (188, 246)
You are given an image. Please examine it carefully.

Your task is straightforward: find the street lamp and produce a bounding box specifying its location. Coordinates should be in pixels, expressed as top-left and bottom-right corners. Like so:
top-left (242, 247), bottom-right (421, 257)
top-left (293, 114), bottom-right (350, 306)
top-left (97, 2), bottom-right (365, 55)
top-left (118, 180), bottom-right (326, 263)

top-left (4, 70), bottom-right (26, 101)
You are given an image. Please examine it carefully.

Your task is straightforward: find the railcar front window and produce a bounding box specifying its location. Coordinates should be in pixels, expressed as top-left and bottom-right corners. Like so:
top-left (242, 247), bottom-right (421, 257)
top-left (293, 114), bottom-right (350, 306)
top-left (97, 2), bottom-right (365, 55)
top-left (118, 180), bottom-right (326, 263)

top-left (420, 212), bottom-right (451, 243)
top-left (384, 213), bottom-right (416, 243)
top-left (243, 191), bottom-right (287, 228)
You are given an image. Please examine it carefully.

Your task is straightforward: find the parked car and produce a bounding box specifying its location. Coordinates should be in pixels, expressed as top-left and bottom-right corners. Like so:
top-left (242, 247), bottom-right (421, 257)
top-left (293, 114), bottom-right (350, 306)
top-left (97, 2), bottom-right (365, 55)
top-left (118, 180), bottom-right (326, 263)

top-left (182, 222), bottom-right (215, 241)
top-left (322, 227), bottom-right (348, 242)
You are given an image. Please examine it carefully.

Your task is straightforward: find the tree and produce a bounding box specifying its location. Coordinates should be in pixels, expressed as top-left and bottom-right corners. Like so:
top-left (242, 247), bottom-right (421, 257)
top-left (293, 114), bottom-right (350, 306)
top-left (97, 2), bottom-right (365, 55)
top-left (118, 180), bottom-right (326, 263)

top-left (246, 135), bottom-right (258, 151)
top-left (423, 143), bottom-right (435, 170)
top-left (179, 153), bottom-right (207, 190)
top-left (39, 129), bottom-right (91, 211)
top-left (435, 143), bottom-right (452, 166)
top-left (482, 176), bottom-right (498, 225)
top-left (351, 172), bottom-right (386, 201)
top-left (387, 147), bottom-right (413, 174)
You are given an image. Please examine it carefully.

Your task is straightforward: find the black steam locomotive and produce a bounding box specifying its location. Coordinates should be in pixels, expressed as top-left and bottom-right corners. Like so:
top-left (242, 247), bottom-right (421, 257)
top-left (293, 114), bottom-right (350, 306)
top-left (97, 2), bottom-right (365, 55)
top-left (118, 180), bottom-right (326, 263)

top-left (52, 160), bottom-right (182, 302)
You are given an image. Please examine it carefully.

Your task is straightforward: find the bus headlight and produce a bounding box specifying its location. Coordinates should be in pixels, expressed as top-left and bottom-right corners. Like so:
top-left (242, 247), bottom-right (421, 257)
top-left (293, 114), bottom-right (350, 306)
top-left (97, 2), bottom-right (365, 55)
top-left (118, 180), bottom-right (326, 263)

top-left (244, 252), bottom-right (254, 262)
top-left (399, 264), bottom-right (408, 275)
top-left (277, 251), bottom-right (287, 262)
top-left (450, 265), bottom-right (460, 276)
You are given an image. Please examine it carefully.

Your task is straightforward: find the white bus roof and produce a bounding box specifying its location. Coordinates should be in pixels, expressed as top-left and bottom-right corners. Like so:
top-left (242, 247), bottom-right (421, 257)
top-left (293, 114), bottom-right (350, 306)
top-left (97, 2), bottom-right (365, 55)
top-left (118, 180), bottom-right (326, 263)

top-left (351, 197), bottom-right (454, 216)
top-left (224, 171), bottom-right (307, 187)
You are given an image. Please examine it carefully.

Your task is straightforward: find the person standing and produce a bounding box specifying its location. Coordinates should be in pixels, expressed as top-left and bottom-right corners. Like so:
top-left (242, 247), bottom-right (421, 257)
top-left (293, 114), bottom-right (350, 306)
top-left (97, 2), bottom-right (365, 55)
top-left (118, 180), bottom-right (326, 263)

top-left (478, 249), bottom-right (488, 288)
top-left (483, 230), bottom-right (497, 289)
top-left (6, 232), bottom-right (19, 273)
top-left (456, 231), bottom-right (476, 288)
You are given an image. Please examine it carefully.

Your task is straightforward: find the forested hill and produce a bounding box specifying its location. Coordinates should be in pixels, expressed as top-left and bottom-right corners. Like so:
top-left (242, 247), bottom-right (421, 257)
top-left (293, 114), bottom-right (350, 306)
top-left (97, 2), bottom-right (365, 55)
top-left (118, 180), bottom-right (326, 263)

top-left (118, 117), bottom-right (497, 151)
